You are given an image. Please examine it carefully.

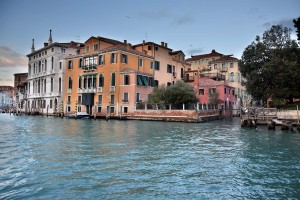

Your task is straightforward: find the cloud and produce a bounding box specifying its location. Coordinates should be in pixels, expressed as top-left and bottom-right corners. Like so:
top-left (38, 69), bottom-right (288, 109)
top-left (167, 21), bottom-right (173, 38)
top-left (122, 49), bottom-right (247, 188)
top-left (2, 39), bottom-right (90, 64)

top-left (171, 16), bottom-right (194, 26)
top-left (137, 10), bottom-right (168, 21)
top-left (0, 46), bottom-right (27, 68)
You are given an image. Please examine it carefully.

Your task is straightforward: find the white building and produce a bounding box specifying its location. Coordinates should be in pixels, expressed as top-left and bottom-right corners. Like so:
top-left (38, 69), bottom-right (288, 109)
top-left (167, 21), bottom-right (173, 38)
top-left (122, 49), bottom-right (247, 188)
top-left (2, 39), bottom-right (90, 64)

top-left (26, 30), bottom-right (80, 115)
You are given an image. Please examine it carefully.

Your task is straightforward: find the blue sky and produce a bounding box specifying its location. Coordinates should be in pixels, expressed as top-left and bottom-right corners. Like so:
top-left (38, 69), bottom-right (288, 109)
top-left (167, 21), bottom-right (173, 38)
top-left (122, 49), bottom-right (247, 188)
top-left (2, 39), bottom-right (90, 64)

top-left (0, 0), bottom-right (299, 86)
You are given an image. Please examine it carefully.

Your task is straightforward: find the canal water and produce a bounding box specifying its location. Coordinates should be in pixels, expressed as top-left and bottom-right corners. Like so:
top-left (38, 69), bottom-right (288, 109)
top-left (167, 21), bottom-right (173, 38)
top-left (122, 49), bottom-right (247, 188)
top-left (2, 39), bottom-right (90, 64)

top-left (0, 114), bottom-right (299, 199)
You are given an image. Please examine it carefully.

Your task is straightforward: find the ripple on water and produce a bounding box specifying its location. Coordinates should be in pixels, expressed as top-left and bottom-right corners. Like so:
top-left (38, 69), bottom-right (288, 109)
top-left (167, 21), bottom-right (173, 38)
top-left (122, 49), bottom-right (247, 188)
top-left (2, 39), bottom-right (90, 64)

top-left (0, 115), bottom-right (300, 199)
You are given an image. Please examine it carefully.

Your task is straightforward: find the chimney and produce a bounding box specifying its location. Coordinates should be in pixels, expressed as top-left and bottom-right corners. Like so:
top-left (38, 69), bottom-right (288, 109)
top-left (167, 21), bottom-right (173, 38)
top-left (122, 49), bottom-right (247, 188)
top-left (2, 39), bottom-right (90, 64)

top-left (124, 40), bottom-right (127, 44)
top-left (165, 43), bottom-right (168, 48)
top-left (44, 43), bottom-right (48, 47)
top-left (161, 42), bottom-right (165, 47)
top-left (143, 40), bottom-right (145, 44)
top-left (212, 49), bottom-right (216, 53)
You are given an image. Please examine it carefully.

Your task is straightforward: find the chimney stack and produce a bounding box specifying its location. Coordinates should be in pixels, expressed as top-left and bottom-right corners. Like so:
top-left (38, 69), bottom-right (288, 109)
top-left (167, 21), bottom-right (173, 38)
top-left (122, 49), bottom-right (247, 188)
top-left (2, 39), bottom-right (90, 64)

top-left (161, 42), bottom-right (165, 47)
top-left (165, 43), bottom-right (168, 48)
top-left (124, 40), bottom-right (127, 44)
top-left (31, 39), bottom-right (35, 53)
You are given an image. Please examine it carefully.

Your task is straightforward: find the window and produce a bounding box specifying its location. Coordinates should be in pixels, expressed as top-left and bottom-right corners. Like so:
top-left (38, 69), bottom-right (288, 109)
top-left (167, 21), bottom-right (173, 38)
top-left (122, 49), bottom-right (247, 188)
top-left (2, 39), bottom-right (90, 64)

top-left (124, 107), bottom-right (128, 113)
top-left (59, 77), bottom-right (61, 92)
top-left (232, 89), bottom-right (235, 96)
top-left (124, 74), bottom-right (130, 85)
top-left (167, 64), bottom-right (172, 73)
top-left (45, 59), bottom-right (47, 71)
top-left (150, 61), bottom-right (154, 69)
top-left (137, 75), bottom-right (143, 86)
top-left (86, 46), bottom-right (90, 52)
top-left (52, 48), bottom-right (54, 52)
top-left (97, 106), bottom-right (102, 113)
top-left (214, 64), bottom-right (218, 69)
top-left (51, 78), bottom-right (53, 92)
top-left (155, 46), bottom-right (158, 51)
top-left (110, 53), bottom-right (117, 63)
top-left (139, 57), bottom-right (143, 67)
top-left (209, 88), bottom-right (216, 94)
top-left (148, 46), bottom-right (152, 50)
top-left (79, 58), bottom-right (83, 68)
top-left (111, 72), bottom-right (116, 86)
top-left (78, 76), bottom-right (82, 89)
top-left (51, 57), bottom-right (54, 69)
top-left (230, 72), bottom-right (235, 82)
top-left (68, 77), bottom-right (72, 89)
top-left (230, 63), bottom-right (234, 68)
top-left (136, 93), bottom-right (140, 102)
top-left (124, 92), bottom-right (128, 102)
top-left (154, 80), bottom-right (159, 87)
top-left (78, 96), bottom-right (82, 104)
top-left (98, 95), bottom-right (102, 105)
top-left (50, 100), bottom-right (53, 109)
top-left (78, 106), bottom-right (81, 112)
top-left (98, 55), bottom-right (104, 65)
top-left (181, 68), bottom-right (184, 79)
top-left (45, 51), bottom-right (47, 55)
top-left (167, 82), bottom-right (171, 86)
top-left (68, 60), bottom-right (73, 69)
top-left (111, 95), bottom-right (115, 105)
top-left (62, 48), bottom-right (65, 53)
top-left (68, 96), bottom-right (71, 104)
top-left (154, 61), bottom-right (160, 70)
top-left (199, 89), bottom-right (204, 95)
top-left (99, 74), bottom-right (104, 87)
top-left (121, 54), bottom-right (128, 64)
top-left (59, 61), bottom-right (62, 69)
top-left (94, 44), bottom-right (98, 51)
top-left (224, 88), bottom-right (227, 94)
top-left (67, 106), bottom-right (71, 112)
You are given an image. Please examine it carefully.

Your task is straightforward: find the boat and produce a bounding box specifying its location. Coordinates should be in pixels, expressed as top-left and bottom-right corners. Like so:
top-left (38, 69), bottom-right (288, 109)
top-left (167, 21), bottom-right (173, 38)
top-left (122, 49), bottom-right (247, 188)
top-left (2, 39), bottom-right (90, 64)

top-left (66, 112), bottom-right (90, 119)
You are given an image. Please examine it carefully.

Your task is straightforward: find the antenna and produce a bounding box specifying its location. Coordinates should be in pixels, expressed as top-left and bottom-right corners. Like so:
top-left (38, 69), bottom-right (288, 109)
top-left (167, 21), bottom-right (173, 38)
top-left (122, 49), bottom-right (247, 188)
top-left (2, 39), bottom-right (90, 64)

top-left (145, 33), bottom-right (148, 42)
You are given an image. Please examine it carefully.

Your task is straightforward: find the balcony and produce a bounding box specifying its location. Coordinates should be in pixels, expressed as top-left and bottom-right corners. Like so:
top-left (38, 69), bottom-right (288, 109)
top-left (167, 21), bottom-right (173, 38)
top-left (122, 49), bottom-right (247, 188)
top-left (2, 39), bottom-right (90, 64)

top-left (110, 86), bottom-right (115, 93)
top-left (220, 67), bottom-right (228, 72)
top-left (78, 88), bottom-right (96, 93)
top-left (97, 87), bottom-right (103, 93)
top-left (82, 64), bottom-right (97, 72)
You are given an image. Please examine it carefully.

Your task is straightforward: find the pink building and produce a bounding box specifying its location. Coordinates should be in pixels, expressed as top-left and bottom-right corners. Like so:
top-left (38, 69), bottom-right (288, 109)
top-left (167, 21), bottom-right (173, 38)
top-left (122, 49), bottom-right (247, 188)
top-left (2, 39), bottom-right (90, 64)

top-left (186, 72), bottom-right (237, 109)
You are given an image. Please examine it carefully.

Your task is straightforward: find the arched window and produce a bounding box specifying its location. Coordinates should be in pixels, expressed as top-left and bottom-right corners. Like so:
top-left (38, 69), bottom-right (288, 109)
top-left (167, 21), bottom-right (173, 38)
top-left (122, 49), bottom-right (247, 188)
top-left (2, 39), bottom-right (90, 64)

top-left (99, 74), bottom-right (104, 87)
top-left (230, 72), bottom-right (235, 82)
top-left (111, 72), bottom-right (116, 86)
top-left (51, 57), bottom-right (54, 69)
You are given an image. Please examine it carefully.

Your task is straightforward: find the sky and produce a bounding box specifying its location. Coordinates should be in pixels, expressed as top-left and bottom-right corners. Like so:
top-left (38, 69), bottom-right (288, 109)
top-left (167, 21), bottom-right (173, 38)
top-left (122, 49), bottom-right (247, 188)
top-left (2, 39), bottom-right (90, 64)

top-left (0, 0), bottom-right (299, 86)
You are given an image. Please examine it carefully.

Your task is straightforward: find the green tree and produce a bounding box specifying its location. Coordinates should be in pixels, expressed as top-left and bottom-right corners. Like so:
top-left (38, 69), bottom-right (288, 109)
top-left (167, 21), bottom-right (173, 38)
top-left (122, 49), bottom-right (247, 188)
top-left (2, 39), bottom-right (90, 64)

top-left (165, 81), bottom-right (198, 105)
top-left (239, 25), bottom-right (300, 105)
top-left (148, 81), bottom-right (198, 107)
top-left (293, 17), bottom-right (300, 41)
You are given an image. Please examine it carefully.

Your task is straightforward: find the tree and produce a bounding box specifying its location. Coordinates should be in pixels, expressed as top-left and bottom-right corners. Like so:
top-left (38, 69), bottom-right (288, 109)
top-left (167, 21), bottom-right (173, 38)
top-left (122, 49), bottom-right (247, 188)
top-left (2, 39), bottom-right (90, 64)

top-left (208, 91), bottom-right (220, 105)
top-left (293, 17), bottom-right (300, 41)
top-left (148, 81), bottom-right (198, 107)
top-left (239, 25), bottom-right (300, 106)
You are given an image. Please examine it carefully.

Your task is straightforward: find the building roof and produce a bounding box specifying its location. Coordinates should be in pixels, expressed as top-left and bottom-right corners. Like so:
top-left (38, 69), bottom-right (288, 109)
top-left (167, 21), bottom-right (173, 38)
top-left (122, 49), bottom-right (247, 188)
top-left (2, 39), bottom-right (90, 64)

top-left (85, 36), bottom-right (125, 45)
top-left (27, 41), bottom-right (82, 57)
top-left (209, 55), bottom-right (238, 63)
top-left (198, 77), bottom-right (234, 88)
top-left (133, 41), bottom-right (172, 51)
top-left (96, 44), bottom-right (154, 59)
top-left (185, 50), bottom-right (223, 62)
top-left (170, 50), bottom-right (184, 55)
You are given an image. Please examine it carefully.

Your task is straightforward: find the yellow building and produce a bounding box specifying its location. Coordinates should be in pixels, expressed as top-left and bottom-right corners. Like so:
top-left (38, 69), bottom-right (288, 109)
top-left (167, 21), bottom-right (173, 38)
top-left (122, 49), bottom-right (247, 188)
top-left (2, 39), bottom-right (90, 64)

top-left (64, 37), bottom-right (154, 117)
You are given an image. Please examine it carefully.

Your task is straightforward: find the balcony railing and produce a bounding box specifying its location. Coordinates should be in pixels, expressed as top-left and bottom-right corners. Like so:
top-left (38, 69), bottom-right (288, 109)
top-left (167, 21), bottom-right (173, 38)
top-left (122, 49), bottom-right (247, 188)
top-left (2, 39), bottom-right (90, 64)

top-left (82, 64), bottom-right (97, 72)
top-left (110, 86), bottom-right (115, 93)
top-left (78, 88), bottom-right (96, 93)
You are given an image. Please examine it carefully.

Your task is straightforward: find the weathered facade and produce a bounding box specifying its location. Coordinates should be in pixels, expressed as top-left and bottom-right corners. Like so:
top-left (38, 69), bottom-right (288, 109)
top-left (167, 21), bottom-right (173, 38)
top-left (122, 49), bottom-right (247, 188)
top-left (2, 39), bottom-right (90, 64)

top-left (26, 30), bottom-right (80, 115)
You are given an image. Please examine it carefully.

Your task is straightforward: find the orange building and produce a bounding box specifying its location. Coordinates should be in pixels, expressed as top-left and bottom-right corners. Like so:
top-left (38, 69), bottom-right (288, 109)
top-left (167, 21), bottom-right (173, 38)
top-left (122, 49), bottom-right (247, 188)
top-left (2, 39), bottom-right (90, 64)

top-left (63, 37), bottom-right (155, 117)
